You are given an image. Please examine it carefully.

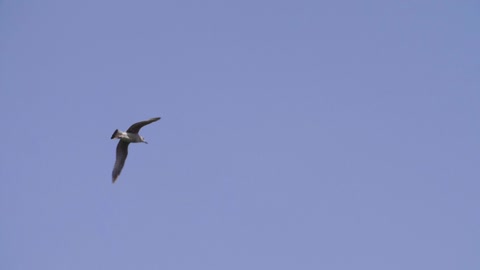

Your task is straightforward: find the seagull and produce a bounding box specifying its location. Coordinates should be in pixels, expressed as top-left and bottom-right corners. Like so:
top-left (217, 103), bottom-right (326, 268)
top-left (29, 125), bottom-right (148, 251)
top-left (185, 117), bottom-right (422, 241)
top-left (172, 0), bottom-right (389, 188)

top-left (110, 117), bottom-right (161, 183)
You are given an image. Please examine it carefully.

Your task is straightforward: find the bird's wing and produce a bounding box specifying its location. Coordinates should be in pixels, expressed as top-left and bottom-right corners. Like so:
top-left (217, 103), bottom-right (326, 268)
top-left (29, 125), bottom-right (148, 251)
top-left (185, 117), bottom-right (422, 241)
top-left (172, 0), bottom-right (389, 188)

top-left (126, 117), bottom-right (161, 134)
top-left (112, 140), bottom-right (129, 183)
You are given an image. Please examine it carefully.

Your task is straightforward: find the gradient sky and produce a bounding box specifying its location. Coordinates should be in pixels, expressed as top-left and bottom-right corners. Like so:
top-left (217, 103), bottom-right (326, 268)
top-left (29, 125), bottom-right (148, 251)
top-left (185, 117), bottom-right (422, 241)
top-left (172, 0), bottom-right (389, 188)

top-left (1, 1), bottom-right (479, 269)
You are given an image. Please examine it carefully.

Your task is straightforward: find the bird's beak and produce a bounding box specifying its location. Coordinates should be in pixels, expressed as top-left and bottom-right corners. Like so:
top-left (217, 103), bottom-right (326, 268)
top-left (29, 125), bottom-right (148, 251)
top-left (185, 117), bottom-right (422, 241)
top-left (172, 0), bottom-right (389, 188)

top-left (144, 141), bottom-right (148, 144)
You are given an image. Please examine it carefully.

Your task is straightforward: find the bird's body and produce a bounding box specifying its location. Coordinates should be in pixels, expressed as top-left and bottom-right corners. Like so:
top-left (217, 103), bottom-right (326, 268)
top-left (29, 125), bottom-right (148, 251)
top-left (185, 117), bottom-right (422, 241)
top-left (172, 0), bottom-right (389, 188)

top-left (111, 130), bottom-right (145, 143)
top-left (111, 117), bottom-right (161, 183)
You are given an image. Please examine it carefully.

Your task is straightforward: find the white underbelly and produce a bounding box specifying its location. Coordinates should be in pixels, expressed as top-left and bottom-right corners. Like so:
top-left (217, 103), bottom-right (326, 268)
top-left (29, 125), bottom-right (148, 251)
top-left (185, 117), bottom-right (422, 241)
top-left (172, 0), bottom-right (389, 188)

top-left (119, 132), bottom-right (142, 143)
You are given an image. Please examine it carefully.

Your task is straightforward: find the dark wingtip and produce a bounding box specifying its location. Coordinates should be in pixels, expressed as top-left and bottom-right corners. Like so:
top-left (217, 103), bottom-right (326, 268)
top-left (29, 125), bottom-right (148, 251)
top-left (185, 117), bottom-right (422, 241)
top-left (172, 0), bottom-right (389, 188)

top-left (110, 129), bottom-right (119, 139)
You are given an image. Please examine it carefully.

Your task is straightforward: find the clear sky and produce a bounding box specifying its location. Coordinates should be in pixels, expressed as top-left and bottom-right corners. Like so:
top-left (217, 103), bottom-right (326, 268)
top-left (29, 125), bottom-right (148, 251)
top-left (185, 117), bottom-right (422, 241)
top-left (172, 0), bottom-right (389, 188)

top-left (1, 1), bottom-right (479, 269)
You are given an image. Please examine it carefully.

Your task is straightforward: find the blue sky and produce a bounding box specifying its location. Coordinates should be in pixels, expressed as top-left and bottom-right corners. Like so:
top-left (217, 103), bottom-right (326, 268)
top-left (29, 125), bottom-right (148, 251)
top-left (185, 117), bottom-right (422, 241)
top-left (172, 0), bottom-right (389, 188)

top-left (1, 1), bottom-right (479, 269)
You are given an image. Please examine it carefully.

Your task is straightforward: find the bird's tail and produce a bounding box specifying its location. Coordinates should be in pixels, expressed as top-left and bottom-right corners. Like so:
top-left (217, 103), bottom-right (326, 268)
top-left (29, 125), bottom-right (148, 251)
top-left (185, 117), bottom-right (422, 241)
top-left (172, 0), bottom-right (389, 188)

top-left (111, 129), bottom-right (120, 139)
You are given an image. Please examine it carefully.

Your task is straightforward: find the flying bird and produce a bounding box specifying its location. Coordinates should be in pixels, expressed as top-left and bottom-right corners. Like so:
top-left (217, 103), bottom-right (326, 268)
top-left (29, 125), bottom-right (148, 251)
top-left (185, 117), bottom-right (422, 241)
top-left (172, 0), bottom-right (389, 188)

top-left (110, 117), bottom-right (161, 183)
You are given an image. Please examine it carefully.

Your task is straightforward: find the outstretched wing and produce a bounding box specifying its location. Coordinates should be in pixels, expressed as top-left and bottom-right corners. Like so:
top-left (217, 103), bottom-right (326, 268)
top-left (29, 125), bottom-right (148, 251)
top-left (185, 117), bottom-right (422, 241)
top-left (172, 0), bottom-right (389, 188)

top-left (112, 140), bottom-right (130, 183)
top-left (126, 117), bottom-right (161, 134)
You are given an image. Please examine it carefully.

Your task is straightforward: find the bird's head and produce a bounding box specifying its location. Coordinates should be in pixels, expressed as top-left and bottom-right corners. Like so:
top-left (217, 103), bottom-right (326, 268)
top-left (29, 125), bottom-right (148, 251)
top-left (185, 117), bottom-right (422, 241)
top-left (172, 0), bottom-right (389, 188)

top-left (141, 136), bottom-right (148, 144)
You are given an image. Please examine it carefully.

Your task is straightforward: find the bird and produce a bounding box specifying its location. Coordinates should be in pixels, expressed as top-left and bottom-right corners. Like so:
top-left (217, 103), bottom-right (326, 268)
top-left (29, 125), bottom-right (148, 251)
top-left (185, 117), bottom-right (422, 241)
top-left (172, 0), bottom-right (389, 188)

top-left (110, 117), bottom-right (161, 183)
